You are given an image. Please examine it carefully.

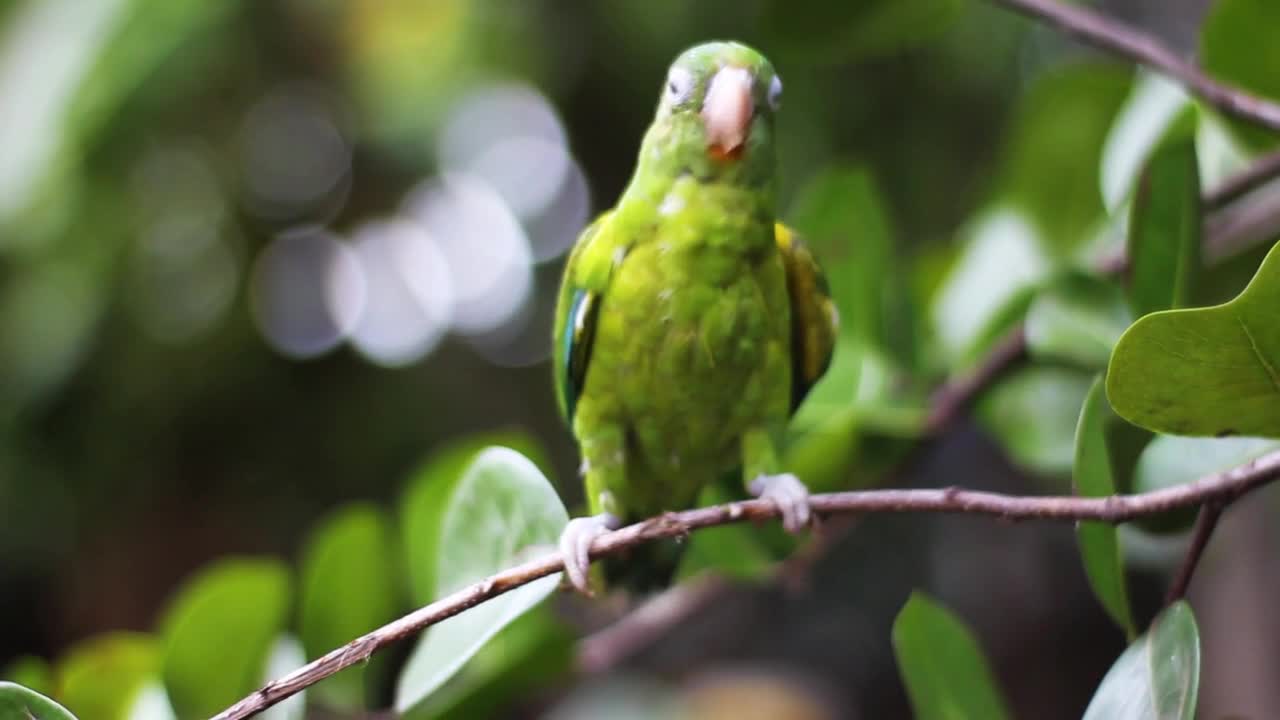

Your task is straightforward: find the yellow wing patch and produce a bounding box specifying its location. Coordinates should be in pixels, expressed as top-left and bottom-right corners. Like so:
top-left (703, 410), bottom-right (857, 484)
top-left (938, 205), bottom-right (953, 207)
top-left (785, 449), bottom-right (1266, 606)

top-left (775, 223), bottom-right (838, 412)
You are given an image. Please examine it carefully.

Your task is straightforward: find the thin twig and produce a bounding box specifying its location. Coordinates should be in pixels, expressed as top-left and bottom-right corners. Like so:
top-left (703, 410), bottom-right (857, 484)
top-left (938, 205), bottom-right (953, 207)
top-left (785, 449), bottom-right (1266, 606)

top-left (1165, 503), bottom-right (1225, 604)
top-left (924, 326), bottom-right (1028, 436)
top-left (990, 0), bottom-right (1280, 133)
top-left (213, 449), bottom-right (1280, 720)
top-left (576, 574), bottom-right (729, 673)
top-left (1203, 149), bottom-right (1280, 212)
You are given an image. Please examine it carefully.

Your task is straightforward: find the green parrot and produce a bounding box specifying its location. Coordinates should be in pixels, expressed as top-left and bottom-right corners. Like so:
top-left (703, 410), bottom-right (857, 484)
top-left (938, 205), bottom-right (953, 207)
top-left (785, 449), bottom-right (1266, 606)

top-left (552, 41), bottom-right (838, 593)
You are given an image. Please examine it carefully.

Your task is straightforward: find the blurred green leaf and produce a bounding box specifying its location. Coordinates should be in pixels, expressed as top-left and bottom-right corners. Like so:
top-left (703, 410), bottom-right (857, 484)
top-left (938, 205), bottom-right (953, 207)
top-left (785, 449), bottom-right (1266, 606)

top-left (1131, 435), bottom-right (1280, 533)
top-left (997, 63), bottom-right (1131, 254)
top-left (1108, 241), bottom-right (1280, 437)
top-left (1025, 272), bottom-right (1131, 369)
top-left (260, 636), bottom-right (306, 720)
top-left (1201, 0), bottom-right (1280, 150)
top-left (932, 207), bottom-right (1049, 365)
top-left (785, 406), bottom-right (861, 495)
top-left (761, 0), bottom-right (961, 64)
top-left (1127, 113), bottom-right (1201, 318)
top-left (1083, 601), bottom-right (1200, 720)
top-left (0, 0), bottom-right (237, 233)
top-left (1101, 72), bottom-right (1193, 212)
top-left (159, 558), bottom-right (291, 719)
top-left (0, 681), bottom-right (78, 720)
top-left (395, 447), bottom-right (567, 714)
top-left (298, 503), bottom-right (400, 710)
top-left (977, 365), bottom-right (1094, 475)
top-left (56, 633), bottom-right (159, 720)
top-left (401, 432), bottom-right (549, 606)
top-left (1, 656), bottom-right (53, 698)
top-left (1073, 376), bottom-right (1136, 638)
top-left (788, 165), bottom-right (894, 350)
top-left (406, 606), bottom-right (572, 720)
top-left (892, 592), bottom-right (1011, 720)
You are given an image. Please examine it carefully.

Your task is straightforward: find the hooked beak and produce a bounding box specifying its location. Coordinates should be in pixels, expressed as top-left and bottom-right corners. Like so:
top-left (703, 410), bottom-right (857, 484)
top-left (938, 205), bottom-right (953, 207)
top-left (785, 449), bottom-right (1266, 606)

top-left (701, 65), bottom-right (754, 159)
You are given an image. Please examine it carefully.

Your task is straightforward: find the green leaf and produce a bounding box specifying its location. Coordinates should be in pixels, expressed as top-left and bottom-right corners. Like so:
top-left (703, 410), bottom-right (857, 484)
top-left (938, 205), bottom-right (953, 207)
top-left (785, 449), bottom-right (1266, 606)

top-left (788, 166), bottom-right (894, 350)
top-left (761, 0), bottom-right (961, 64)
top-left (0, 681), bottom-right (78, 720)
top-left (1100, 72), bottom-right (1193, 213)
top-left (932, 207), bottom-right (1050, 365)
top-left (159, 558), bottom-right (291, 719)
top-left (395, 447), bottom-right (567, 714)
top-left (404, 606), bottom-right (572, 719)
top-left (1073, 377), bottom-right (1136, 638)
top-left (1108, 240), bottom-right (1280, 437)
top-left (1127, 114), bottom-right (1202, 318)
top-left (1025, 272), bottom-right (1132, 369)
top-left (298, 503), bottom-right (400, 710)
top-left (401, 432), bottom-right (549, 606)
top-left (892, 592), bottom-right (1011, 720)
top-left (1130, 435), bottom-right (1280, 533)
top-left (1083, 601), bottom-right (1200, 720)
top-left (997, 63), bottom-right (1132, 254)
top-left (2, 657), bottom-right (53, 698)
top-left (1201, 0), bottom-right (1280, 150)
top-left (0, 0), bottom-right (238, 231)
top-left (977, 365), bottom-right (1095, 475)
top-left (56, 633), bottom-right (160, 720)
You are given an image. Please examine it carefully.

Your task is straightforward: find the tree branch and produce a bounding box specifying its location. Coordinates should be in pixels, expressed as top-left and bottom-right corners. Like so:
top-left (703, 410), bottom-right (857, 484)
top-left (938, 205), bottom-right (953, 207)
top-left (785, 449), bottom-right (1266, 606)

top-left (1203, 149), bottom-right (1280, 212)
top-left (213, 449), bottom-right (1280, 720)
top-left (1165, 502), bottom-right (1225, 604)
top-left (989, 0), bottom-right (1280, 133)
top-left (209, 11), bottom-right (1280, 718)
top-left (924, 326), bottom-right (1028, 436)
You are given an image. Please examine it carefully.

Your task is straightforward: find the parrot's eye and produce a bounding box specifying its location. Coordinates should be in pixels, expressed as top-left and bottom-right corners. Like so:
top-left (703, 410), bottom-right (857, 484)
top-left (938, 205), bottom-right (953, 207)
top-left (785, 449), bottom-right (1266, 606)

top-left (767, 75), bottom-right (783, 111)
top-left (666, 67), bottom-right (694, 105)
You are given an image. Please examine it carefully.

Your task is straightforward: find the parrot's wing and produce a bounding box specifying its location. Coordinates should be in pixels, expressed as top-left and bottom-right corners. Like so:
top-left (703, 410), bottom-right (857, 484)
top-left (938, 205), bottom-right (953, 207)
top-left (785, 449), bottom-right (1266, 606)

top-left (776, 223), bottom-right (839, 414)
top-left (553, 210), bottom-right (625, 423)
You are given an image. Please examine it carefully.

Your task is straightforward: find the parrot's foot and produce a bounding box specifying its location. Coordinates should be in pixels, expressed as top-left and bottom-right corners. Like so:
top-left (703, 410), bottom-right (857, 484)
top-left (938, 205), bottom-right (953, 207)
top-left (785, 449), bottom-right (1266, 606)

top-left (750, 473), bottom-right (813, 533)
top-left (558, 513), bottom-right (622, 594)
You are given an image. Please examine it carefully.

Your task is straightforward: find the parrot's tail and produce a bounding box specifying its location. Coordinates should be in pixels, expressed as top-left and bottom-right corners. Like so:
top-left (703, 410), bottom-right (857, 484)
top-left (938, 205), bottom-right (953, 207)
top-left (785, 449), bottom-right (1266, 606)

top-left (602, 537), bottom-right (685, 594)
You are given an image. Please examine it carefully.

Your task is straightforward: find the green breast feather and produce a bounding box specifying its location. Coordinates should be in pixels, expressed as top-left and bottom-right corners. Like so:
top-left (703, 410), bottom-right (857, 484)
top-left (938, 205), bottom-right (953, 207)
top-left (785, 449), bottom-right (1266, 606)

top-left (554, 220), bottom-right (836, 424)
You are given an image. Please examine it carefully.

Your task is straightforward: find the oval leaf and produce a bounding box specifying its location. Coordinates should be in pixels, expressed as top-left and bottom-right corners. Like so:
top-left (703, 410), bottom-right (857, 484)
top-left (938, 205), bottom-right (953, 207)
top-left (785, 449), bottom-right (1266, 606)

top-left (298, 503), bottom-right (400, 710)
top-left (1100, 72), bottom-right (1192, 213)
top-left (1026, 272), bottom-right (1132, 369)
top-left (0, 681), bottom-right (77, 720)
top-left (996, 63), bottom-right (1131, 253)
top-left (1108, 240), bottom-right (1280, 437)
top-left (1083, 601), bottom-right (1200, 720)
top-left (56, 633), bottom-right (159, 720)
top-left (1127, 115), bottom-right (1202, 318)
top-left (401, 432), bottom-right (549, 606)
top-left (1073, 376), bottom-right (1136, 638)
top-left (977, 365), bottom-right (1095, 475)
top-left (394, 447), bottom-right (568, 713)
top-left (892, 592), bottom-right (1012, 720)
top-left (159, 558), bottom-right (291, 719)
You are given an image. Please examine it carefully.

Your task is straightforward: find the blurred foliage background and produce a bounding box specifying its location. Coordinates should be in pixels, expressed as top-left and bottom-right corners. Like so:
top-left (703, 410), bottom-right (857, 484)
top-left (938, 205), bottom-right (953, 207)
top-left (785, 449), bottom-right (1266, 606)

top-left (3, 0), bottom-right (1279, 718)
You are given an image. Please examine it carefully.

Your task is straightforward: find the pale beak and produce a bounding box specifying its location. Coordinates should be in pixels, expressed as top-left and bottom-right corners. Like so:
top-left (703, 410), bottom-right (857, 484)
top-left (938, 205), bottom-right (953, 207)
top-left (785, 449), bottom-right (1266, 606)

top-left (701, 65), bottom-right (754, 157)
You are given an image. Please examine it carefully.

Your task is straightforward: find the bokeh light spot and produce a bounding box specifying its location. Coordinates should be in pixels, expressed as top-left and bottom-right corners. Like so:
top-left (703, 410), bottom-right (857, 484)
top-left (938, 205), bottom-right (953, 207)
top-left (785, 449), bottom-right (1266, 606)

top-left (405, 174), bottom-right (533, 337)
top-left (348, 218), bottom-right (453, 367)
top-left (250, 228), bottom-right (365, 359)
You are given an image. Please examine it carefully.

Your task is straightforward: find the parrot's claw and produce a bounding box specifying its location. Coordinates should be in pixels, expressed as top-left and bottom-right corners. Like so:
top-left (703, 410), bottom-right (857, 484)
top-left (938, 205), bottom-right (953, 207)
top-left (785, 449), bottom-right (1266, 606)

top-left (750, 473), bottom-right (812, 533)
top-left (558, 513), bottom-right (622, 594)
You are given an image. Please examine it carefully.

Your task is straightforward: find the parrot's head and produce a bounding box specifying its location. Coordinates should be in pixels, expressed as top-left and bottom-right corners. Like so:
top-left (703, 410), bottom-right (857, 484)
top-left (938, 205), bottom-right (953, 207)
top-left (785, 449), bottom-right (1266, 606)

top-left (639, 41), bottom-right (782, 186)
